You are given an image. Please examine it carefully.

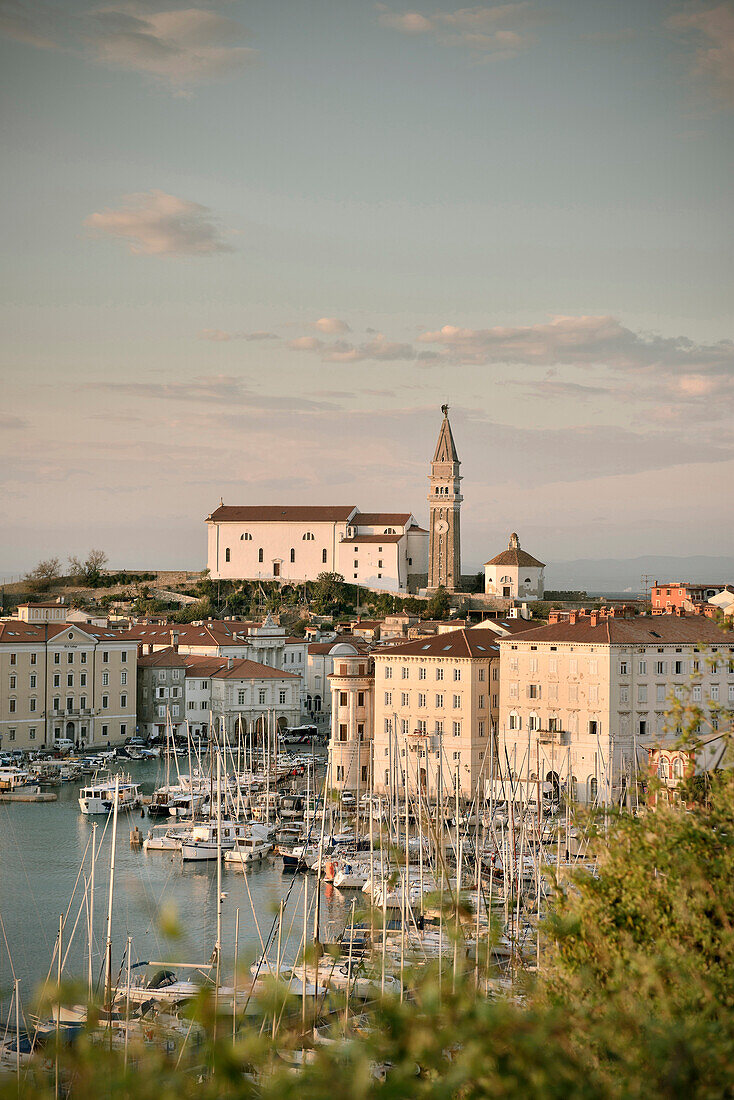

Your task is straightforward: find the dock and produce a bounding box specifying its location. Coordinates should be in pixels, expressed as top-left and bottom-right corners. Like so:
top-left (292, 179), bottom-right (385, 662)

top-left (0, 791), bottom-right (58, 803)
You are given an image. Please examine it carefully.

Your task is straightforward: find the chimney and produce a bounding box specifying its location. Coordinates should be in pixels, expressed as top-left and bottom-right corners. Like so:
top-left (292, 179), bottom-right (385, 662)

top-left (227, 655), bottom-right (233, 669)
top-left (589, 611), bottom-right (599, 626)
top-left (569, 611), bottom-right (578, 625)
top-left (170, 630), bottom-right (179, 652)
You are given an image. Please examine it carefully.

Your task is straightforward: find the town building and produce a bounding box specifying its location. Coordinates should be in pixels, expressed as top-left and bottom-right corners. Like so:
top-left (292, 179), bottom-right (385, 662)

top-left (427, 405), bottom-right (462, 592)
top-left (651, 581), bottom-right (733, 615)
top-left (371, 626), bottom-right (500, 799)
top-left (136, 646), bottom-right (301, 739)
top-left (206, 505), bottom-right (428, 593)
top-left (327, 643), bottom-right (374, 793)
top-left (484, 533), bottom-right (545, 601)
top-left (305, 635), bottom-right (370, 722)
top-left (497, 610), bottom-right (734, 806)
top-left (0, 621), bottom-right (136, 750)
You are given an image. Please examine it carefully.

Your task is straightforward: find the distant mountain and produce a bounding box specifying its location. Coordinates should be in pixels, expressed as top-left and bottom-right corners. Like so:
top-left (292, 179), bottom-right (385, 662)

top-left (544, 555), bottom-right (734, 596)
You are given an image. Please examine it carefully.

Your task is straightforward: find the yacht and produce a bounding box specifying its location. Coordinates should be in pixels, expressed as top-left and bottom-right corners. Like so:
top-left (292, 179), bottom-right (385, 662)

top-left (180, 821), bottom-right (250, 862)
top-left (78, 775), bottom-right (142, 815)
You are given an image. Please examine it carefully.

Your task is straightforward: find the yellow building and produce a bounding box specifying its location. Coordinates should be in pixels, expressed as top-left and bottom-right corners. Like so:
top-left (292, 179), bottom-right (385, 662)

top-left (0, 621), bottom-right (136, 751)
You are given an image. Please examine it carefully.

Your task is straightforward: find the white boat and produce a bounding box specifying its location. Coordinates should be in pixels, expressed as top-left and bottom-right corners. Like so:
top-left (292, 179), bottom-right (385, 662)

top-left (180, 821), bottom-right (250, 862)
top-left (143, 824), bottom-right (191, 852)
top-left (0, 766), bottom-right (41, 796)
top-left (115, 964), bottom-right (201, 1007)
top-left (333, 861), bottom-right (369, 890)
top-left (78, 775), bottom-right (142, 815)
top-left (223, 836), bottom-right (273, 866)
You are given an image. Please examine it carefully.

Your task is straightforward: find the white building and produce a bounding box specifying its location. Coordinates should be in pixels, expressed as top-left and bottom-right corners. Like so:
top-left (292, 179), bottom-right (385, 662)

top-left (305, 635), bottom-right (370, 721)
top-left (485, 533), bottom-right (545, 601)
top-left (206, 505), bottom-right (428, 593)
top-left (498, 610), bottom-right (734, 806)
top-left (328, 643), bottom-right (373, 793)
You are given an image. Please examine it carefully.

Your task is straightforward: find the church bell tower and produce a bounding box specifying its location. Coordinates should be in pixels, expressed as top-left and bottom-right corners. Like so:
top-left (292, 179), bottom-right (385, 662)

top-left (428, 404), bottom-right (462, 592)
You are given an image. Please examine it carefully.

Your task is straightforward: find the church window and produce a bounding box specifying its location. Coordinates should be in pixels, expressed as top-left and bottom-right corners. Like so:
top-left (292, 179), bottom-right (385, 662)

top-left (500, 575), bottom-right (511, 584)
top-left (290, 548), bottom-right (295, 562)
top-left (302, 532), bottom-right (315, 541)
top-left (225, 548), bottom-right (231, 562)
top-left (258, 548), bottom-right (264, 563)
top-left (322, 549), bottom-right (327, 563)
top-left (240, 532), bottom-right (252, 540)
top-left (384, 528), bottom-right (396, 534)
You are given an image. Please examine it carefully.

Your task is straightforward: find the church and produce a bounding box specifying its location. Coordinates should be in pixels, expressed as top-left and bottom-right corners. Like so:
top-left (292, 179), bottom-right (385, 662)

top-left (206, 407), bottom-right (464, 595)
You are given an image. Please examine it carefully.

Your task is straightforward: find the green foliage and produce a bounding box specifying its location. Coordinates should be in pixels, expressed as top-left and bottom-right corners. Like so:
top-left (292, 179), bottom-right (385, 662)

top-left (311, 572), bottom-right (347, 614)
top-left (25, 557), bottom-right (62, 592)
top-left (423, 585), bottom-right (451, 620)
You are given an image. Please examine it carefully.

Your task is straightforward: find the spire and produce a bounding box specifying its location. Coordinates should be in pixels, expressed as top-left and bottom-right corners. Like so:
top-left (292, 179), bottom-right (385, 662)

top-left (432, 405), bottom-right (460, 464)
top-left (509, 532), bottom-right (520, 549)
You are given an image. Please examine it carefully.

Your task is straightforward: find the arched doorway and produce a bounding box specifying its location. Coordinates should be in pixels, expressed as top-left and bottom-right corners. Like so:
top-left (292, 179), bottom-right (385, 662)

top-left (546, 770), bottom-right (560, 800)
top-left (66, 721), bottom-right (74, 739)
top-left (276, 716), bottom-right (287, 732)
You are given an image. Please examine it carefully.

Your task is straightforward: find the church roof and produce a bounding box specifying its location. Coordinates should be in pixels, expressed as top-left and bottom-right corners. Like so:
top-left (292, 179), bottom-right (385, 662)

top-left (486, 533), bottom-right (545, 569)
top-left (208, 505), bottom-right (357, 524)
top-left (432, 407), bottom-right (460, 464)
top-left (355, 512), bottom-right (412, 526)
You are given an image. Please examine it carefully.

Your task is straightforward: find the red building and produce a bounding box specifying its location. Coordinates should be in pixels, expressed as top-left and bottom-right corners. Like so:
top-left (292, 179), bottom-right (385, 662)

top-left (650, 581), bottom-right (731, 615)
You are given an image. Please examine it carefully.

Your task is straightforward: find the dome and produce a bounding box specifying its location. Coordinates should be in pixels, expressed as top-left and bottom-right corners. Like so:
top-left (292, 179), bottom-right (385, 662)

top-left (329, 642), bottom-right (359, 657)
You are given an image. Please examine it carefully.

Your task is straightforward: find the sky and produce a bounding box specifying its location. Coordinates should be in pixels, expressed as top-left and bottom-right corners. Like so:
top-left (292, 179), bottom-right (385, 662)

top-left (1, 0), bottom-right (733, 575)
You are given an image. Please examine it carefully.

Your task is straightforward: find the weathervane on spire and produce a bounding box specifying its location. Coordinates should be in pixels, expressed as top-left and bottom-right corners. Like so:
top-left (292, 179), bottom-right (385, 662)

top-left (441, 403), bottom-right (449, 417)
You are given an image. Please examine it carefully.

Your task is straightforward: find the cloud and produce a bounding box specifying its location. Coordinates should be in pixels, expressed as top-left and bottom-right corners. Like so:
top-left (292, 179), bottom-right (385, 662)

top-left (289, 333), bottom-right (418, 362)
top-left (84, 6), bottom-right (257, 89)
top-left (376, 3), bottom-right (539, 56)
top-left (514, 379), bottom-right (614, 401)
top-left (198, 329), bottom-right (278, 341)
top-left (310, 317), bottom-right (351, 334)
top-left (0, 414), bottom-right (28, 430)
top-left (0, 1), bottom-right (57, 48)
top-left (667, 4), bottom-right (734, 106)
top-left (83, 374), bottom-right (339, 412)
top-left (416, 315), bottom-right (734, 376)
top-left (84, 190), bottom-right (233, 256)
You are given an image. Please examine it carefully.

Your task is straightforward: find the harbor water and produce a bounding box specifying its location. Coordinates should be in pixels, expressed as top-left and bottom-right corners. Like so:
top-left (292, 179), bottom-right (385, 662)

top-left (0, 758), bottom-right (349, 1016)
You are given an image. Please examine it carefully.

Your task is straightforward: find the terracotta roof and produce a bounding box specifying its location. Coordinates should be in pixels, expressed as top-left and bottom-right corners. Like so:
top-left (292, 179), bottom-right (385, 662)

top-left (474, 618), bottom-right (541, 636)
top-left (308, 635), bottom-right (369, 655)
top-left (355, 512), bottom-right (412, 526)
top-left (340, 534), bottom-right (403, 544)
top-left (137, 647), bottom-right (189, 668)
top-left (212, 659), bottom-right (299, 680)
top-left (375, 626), bottom-right (499, 659)
top-left (120, 622), bottom-right (251, 645)
top-left (498, 617), bottom-right (734, 646)
top-left (0, 622), bottom-right (128, 644)
top-left (486, 547), bottom-right (545, 568)
top-left (407, 525), bottom-right (429, 534)
top-left (208, 505), bottom-right (357, 523)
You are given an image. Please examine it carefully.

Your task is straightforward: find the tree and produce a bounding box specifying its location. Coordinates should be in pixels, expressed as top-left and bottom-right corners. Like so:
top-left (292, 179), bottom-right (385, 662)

top-left (68, 550), bottom-right (109, 586)
top-left (25, 557), bottom-right (61, 592)
top-left (424, 584), bottom-right (451, 620)
top-left (312, 572), bottom-right (346, 613)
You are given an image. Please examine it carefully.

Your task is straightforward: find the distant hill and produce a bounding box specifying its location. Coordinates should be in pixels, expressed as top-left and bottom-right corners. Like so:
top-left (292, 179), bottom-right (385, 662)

top-left (545, 555), bottom-right (734, 596)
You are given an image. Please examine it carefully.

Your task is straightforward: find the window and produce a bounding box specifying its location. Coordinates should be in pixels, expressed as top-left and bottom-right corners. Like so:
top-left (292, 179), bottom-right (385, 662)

top-left (710, 685), bottom-right (720, 702)
top-left (452, 721), bottom-right (461, 736)
top-left (67, 652), bottom-right (74, 665)
top-left (102, 652), bottom-right (109, 663)
top-left (384, 691), bottom-right (392, 705)
top-left (378, 560), bottom-right (383, 569)
top-left (479, 694), bottom-right (485, 709)
top-left (53, 673), bottom-right (60, 688)
top-left (402, 666), bottom-right (409, 680)
top-left (53, 697), bottom-right (60, 711)
top-left (453, 751), bottom-right (461, 761)
top-left (322, 549), bottom-right (327, 563)
top-left (357, 691), bottom-right (365, 706)
top-left (102, 671), bottom-right (109, 686)
top-left (67, 673), bottom-right (73, 687)
top-left (639, 719), bottom-right (647, 736)
top-left (589, 659), bottom-right (598, 675)
top-left (336, 765), bottom-right (344, 781)
top-left (418, 692), bottom-right (426, 707)
top-left (589, 684), bottom-right (599, 704)
top-left (54, 653), bottom-right (60, 665)
top-left (569, 684), bottom-right (578, 703)
top-left (528, 684), bottom-right (540, 699)
top-left (436, 693), bottom-right (444, 708)
top-left (452, 694), bottom-right (461, 708)
top-left (385, 666), bottom-right (392, 680)
top-left (340, 692), bottom-right (348, 706)
top-left (528, 714), bottom-right (539, 731)
top-left (241, 532), bottom-right (252, 541)
top-left (419, 667), bottom-right (426, 680)
top-left (258, 548), bottom-right (264, 563)
top-left (29, 728), bottom-right (35, 741)
top-left (80, 696), bottom-right (86, 710)
top-left (619, 661), bottom-right (628, 675)
top-left (637, 685), bottom-right (647, 703)
top-left (279, 689), bottom-right (287, 704)
top-left (302, 532), bottom-right (315, 541)
top-left (236, 690), bottom-right (245, 705)
top-left (655, 660), bottom-right (666, 674)
top-left (509, 713), bottom-right (521, 730)
top-left (30, 653), bottom-right (36, 665)
top-left (569, 659), bottom-right (578, 674)
top-left (29, 697), bottom-right (37, 712)
top-left (80, 652), bottom-right (86, 664)
top-left (9, 675), bottom-right (16, 689)
top-left (435, 720), bottom-right (443, 734)
top-left (509, 683), bottom-right (518, 699)
top-left (102, 694), bottom-right (109, 709)
top-left (121, 694), bottom-right (127, 708)
top-left (384, 718), bottom-right (392, 733)
top-left (478, 720), bottom-right (485, 737)
top-left (80, 673), bottom-right (86, 687)
top-left (589, 720), bottom-right (598, 736)
top-left (436, 668), bottom-right (444, 681)
top-left (258, 690), bottom-right (266, 705)
top-left (8, 729), bottom-right (14, 741)
top-left (401, 692), bottom-right (409, 706)
top-left (9, 699), bottom-right (16, 713)
top-left (674, 661), bottom-right (683, 675)
top-left (529, 658), bottom-right (538, 674)
top-left (620, 686), bottom-right (629, 704)
top-left (453, 668), bottom-right (461, 681)
top-left (290, 548), bottom-right (295, 562)
top-left (339, 724), bottom-right (347, 742)
top-left (121, 651), bottom-right (127, 663)
top-left (656, 685), bottom-right (666, 703)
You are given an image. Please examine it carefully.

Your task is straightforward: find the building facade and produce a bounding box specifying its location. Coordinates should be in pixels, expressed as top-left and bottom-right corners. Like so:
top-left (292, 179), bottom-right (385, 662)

top-left (427, 405), bottom-right (462, 592)
top-left (651, 581), bottom-right (732, 615)
top-left (206, 506), bottom-right (428, 593)
top-left (371, 627), bottom-right (500, 799)
top-left (0, 621), bottom-right (136, 750)
top-left (484, 533), bottom-right (545, 601)
top-left (497, 611), bottom-right (734, 806)
top-left (327, 643), bottom-right (373, 793)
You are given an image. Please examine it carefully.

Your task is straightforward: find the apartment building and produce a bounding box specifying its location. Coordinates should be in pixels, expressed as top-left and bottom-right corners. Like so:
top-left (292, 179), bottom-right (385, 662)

top-left (0, 621), bottom-right (136, 750)
top-left (498, 610), bottom-right (734, 805)
top-left (372, 627), bottom-right (500, 799)
top-left (651, 581), bottom-right (732, 615)
top-left (137, 647), bottom-right (301, 738)
top-left (328, 643), bottom-right (373, 793)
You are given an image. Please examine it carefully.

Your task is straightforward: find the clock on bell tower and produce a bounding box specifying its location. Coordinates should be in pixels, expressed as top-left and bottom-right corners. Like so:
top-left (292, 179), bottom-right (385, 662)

top-left (427, 404), bottom-right (462, 592)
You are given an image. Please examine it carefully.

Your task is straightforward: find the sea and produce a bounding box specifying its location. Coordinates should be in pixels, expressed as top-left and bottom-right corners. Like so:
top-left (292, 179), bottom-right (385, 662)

top-left (0, 757), bottom-right (351, 1019)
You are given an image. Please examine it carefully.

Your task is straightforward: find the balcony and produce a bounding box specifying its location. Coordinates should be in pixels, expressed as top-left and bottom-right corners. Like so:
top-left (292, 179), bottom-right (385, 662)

top-left (537, 728), bottom-right (570, 746)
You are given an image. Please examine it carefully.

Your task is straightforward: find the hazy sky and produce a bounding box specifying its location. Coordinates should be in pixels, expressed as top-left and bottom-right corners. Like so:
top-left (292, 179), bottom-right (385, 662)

top-left (1, 0), bottom-right (732, 574)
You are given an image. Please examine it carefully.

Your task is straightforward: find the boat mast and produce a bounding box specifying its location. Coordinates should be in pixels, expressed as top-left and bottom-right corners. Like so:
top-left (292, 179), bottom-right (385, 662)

top-left (104, 775), bottom-right (120, 1014)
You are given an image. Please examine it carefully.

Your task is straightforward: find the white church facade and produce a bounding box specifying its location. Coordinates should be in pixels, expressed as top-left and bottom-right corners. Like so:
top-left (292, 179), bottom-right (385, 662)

top-left (484, 533), bottom-right (545, 601)
top-left (206, 505), bottom-right (428, 593)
